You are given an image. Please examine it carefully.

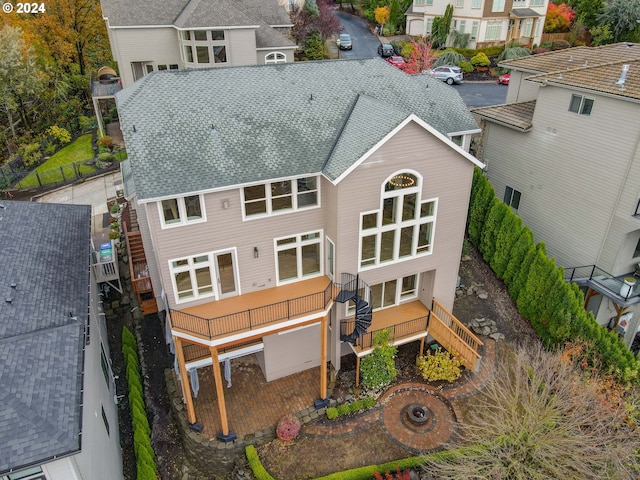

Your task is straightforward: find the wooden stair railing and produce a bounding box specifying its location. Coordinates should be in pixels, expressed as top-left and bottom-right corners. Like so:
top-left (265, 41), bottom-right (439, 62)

top-left (122, 210), bottom-right (157, 315)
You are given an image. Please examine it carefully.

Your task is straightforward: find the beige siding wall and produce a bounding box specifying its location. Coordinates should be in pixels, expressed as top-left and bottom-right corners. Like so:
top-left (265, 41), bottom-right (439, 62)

top-left (108, 27), bottom-right (181, 87)
top-left (505, 71), bottom-right (541, 103)
top-left (227, 29), bottom-right (259, 66)
top-left (136, 200), bottom-right (164, 306)
top-left (482, 87), bottom-right (639, 270)
top-left (262, 322), bottom-right (326, 380)
top-left (333, 120), bottom-right (474, 315)
top-left (146, 187), bottom-right (325, 310)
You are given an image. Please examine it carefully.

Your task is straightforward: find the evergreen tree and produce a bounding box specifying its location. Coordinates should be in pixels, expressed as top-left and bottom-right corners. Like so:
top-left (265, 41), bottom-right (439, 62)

top-left (467, 169), bottom-right (495, 246)
top-left (491, 209), bottom-right (522, 279)
top-left (479, 199), bottom-right (508, 263)
top-left (502, 226), bottom-right (534, 289)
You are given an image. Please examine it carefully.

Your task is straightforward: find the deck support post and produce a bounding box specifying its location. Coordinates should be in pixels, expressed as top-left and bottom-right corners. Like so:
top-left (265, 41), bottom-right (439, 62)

top-left (314, 315), bottom-right (329, 409)
top-left (209, 346), bottom-right (236, 442)
top-left (584, 288), bottom-right (599, 309)
top-left (174, 337), bottom-right (197, 425)
top-left (355, 355), bottom-right (361, 388)
top-left (420, 336), bottom-right (425, 357)
top-left (612, 304), bottom-right (630, 330)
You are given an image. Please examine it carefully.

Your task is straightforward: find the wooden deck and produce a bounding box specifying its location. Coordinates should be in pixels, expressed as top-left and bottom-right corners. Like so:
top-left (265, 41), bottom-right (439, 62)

top-left (170, 276), bottom-right (333, 343)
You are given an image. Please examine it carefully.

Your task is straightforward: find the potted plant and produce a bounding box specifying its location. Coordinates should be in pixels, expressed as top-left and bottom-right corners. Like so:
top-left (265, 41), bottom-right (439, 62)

top-left (110, 202), bottom-right (121, 219)
top-left (620, 277), bottom-right (636, 298)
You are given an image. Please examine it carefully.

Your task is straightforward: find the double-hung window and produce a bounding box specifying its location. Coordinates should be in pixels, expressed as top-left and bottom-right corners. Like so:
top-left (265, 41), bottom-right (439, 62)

top-left (170, 254), bottom-right (214, 301)
top-left (275, 231), bottom-right (322, 283)
top-left (471, 0), bottom-right (481, 7)
top-left (568, 94), bottom-right (594, 115)
top-left (485, 20), bottom-right (503, 40)
top-left (360, 172), bottom-right (437, 269)
top-left (159, 195), bottom-right (205, 227)
top-left (492, 0), bottom-right (505, 12)
top-left (243, 176), bottom-right (319, 218)
top-left (504, 186), bottom-right (521, 210)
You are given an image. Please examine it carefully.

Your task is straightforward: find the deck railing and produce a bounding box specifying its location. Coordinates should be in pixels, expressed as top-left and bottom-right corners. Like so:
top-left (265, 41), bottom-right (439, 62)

top-left (340, 316), bottom-right (429, 350)
top-left (564, 264), bottom-right (638, 301)
top-left (431, 298), bottom-right (483, 370)
top-left (170, 281), bottom-right (334, 340)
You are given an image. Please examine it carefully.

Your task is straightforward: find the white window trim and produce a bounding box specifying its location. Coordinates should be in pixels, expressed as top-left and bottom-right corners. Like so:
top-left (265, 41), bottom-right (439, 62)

top-left (265, 51), bottom-right (287, 64)
top-left (241, 175), bottom-right (321, 220)
top-left (180, 29), bottom-right (228, 67)
top-left (358, 170), bottom-right (438, 272)
top-left (492, 0), bottom-right (506, 12)
top-left (274, 230), bottom-right (324, 286)
top-left (471, 0), bottom-right (481, 8)
top-left (168, 248), bottom-right (239, 304)
top-left (157, 194), bottom-right (206, 229)
top-left (346, 274), bottom-right (419, 316)
top-left (326, 236), bottom-right (336, 281)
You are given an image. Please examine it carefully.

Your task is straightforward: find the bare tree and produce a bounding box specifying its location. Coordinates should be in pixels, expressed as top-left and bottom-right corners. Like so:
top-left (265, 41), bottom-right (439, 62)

top-left (421, 342), bottom-right (640, 479)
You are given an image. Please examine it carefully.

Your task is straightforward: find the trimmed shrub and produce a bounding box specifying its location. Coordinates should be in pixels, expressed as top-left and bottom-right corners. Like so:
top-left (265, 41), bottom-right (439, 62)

top-left (360, 330), bottom-right (397, 389)
top-left (490, 210), bottom-right (522, 278)
top-left (502, 226), bottom-right (534, 288)
top-left (479, 199), bottom-right (508, 263)
top-left (551, 40), bottom-right (571, 50)
top-left (246, 445), bottom-right (277, 480)
top-left (99, 135), bottom-right (114, 149)
top-left (276, 415), bottom-right (301, 441)
top-left (98, 152), bottom-right (114, 162)
top-left (470, 52), bottom-right (490, 67)
top-left (459, 61), bottom-right (473, 74)
top-left (337, 403), bottom-right (350, 416)
top-left (364, 396), bottom-right (376, 408)
top-left (122, 326), bottom-right (137, 349)
top-left (326, 407), bottom-right (339, 420)
top-left (416, 348), bottom-right (463, 382)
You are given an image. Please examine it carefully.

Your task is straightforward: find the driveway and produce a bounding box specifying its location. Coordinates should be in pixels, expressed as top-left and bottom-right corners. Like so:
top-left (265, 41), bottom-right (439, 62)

top-left (335, 10), bottom-right (380, 59)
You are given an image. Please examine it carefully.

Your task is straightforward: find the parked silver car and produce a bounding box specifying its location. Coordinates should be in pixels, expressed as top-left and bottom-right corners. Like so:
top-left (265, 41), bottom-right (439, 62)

top-left (426, 65), bottom-right (464, 85)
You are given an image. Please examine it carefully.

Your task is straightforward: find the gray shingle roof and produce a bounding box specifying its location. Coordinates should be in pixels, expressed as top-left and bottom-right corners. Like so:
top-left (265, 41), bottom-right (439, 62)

top-left (0, 201), bottom-right (90, 474)
top-left (116, 59), bottom-right (480, 200)
top-left (471, 101), bottom-right (536, 131)
top-left (102, 0), bottom-right (291, 28)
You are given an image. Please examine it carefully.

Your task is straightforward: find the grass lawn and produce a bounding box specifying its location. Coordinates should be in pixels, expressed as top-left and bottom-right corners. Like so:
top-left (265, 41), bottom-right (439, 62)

top-left (17, 134), bottom-right (125, 188)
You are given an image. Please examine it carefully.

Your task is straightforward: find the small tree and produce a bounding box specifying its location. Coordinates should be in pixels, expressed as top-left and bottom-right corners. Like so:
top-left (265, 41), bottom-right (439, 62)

top-left (374, 6), bottom-right (390, 33)
top-left (544, 2), bottom-right (577, 33)
top-left (403, 36), bottom-right (435, 75)
top-left (431, 4), bottom-right (453, 48)
top-left (360, 330), bottom-right (397, 389)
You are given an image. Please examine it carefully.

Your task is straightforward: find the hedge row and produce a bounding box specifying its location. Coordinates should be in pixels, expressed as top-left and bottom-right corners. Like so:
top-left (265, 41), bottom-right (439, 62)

top-left (122, 326), bottom-right (158, 479)
top-left (468, 168), bottom-right (640, 384)
top-left (325, 396), bottom-right (377, 420)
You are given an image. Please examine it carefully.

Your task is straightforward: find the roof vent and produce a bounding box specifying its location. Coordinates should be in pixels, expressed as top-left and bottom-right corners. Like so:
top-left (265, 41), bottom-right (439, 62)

top-left (5, 298), bottom-right (12, 304)
top-left (568, 55), bottom-right (573, 62)
top-left (615, 64), bottom-right (630, 85)
top-left (10, 283), bottom-right (16, 289)
top-left (558, 73), bottom-right (563, 79)
top-left (0, 204), bottom-right (5, 209)
top-left (583, 60), bottom-right (588, 67)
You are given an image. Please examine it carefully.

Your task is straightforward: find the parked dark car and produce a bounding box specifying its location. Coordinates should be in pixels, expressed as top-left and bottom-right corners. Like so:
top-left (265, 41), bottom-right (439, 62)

top-left (337, 33), bottom-right (352, 50)
top-left (378, 43), bottom-right (395, 57)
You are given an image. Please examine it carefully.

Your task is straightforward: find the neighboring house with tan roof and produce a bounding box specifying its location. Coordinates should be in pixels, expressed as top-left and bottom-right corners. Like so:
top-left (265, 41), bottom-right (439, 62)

top-left (405, 0), bottom-right (548, 49)
top-left (115, 58), bottom-right (484, 441)
top-left (0, 202), bottom-right (123, 480)
top-left (99, 0), bottom-right (298, 88)
top-left (471, 43), bottom-right (640, 349)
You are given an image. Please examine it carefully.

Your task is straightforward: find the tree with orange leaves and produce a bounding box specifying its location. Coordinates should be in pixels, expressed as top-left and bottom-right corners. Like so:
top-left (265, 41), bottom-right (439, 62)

top-left (403, 36), bottom-right (435, 75)
top-left (544, 2), bottom-right (577, 33)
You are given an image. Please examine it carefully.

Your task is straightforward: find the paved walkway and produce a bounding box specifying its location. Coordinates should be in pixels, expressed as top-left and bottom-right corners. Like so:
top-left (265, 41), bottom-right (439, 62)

top-left (301, 338), bottom-right (496, 453)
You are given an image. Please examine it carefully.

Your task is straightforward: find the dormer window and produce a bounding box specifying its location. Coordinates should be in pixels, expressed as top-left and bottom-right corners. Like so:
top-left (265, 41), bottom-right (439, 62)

top-left (181, 30), bottom-right (227, 67)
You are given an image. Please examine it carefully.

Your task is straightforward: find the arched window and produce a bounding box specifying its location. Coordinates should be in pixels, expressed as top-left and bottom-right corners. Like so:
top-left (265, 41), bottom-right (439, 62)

top-left (359, 171), bottom-right (437, 269)
top-left (265, 52), bottom-right (287, 64)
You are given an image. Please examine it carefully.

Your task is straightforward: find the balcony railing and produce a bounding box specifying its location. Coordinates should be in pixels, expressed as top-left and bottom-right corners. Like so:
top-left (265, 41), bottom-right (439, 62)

top-left (170, 281), bottom-right (334, 341)
top-left (565, 265), bottom-right (640, 302)
top-left (340, 315), bottom-right (429, 350)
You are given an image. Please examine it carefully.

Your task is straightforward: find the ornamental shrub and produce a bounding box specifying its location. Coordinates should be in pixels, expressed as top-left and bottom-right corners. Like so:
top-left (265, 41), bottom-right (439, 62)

top-left (432, 49), bottom-right (464, 67)
top-left (47, 125), bottom-right (71, 145)
top-left (364, 396), bottom-right (376, 408)
top-left (416, 348), bottom-right (463, 382)
top-left (326, 407), bottom-right (339, 420)
top-left (459, 61), bottom-right (473, 74)
top-left (99, 135), bottom-right (114, 149)
top-left (122, 326), bottom-right (137, 350)
top-left (98, 152), bottom-right (114, 162)
top-left (470, 52), bottom-right (490, 67)
top-left (337, 403), bottom-right (350, 416)
top-left (276, 415), bottom-right (301, 441)
top-left (360, 330), bottom-right (397, 389)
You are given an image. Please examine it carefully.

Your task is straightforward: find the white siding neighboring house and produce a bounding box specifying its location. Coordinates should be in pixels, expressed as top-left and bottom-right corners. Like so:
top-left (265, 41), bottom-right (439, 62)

top-left (0, 202), bottom-right (123, 480)
top-left (100, 0), bottom-right (298, 88)
top-left (116, 58), bottom-right (483, 441)
top-left (406, 0), bottom-right (548, 49)
top-left (471, 43), bottom-right (640, 350)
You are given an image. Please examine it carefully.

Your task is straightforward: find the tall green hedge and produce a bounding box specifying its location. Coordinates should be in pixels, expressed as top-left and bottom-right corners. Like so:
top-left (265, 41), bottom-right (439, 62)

top-left (122, 326), bottom-right (158, 479)
top-left (467, 168), bottom-right (640, 383)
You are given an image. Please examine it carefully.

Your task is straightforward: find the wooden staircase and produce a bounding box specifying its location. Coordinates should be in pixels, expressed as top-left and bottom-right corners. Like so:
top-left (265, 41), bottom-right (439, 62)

top-left (122, 204), bottom-right (157, 315)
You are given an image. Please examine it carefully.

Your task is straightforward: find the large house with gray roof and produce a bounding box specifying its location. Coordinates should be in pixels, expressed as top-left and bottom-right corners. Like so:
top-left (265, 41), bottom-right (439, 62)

top-left (471, 43), bottom-right (640, 350)
top-left (99, 0), bottom-right (298, 88)
top-left (405, 0), bottom-right (548, 50)
top-left (116, 58), bottom-right (483, 441)
top-left (0, 202), bottom-right (122, 480)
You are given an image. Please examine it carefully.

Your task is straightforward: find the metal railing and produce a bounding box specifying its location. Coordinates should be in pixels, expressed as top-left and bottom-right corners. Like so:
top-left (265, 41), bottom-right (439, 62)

top-left (340, 315), bottom-right (429, 350)
top-left (565, 265), bottom-right (638, 301)
top-left (170, 281), bottom-right (334, 340)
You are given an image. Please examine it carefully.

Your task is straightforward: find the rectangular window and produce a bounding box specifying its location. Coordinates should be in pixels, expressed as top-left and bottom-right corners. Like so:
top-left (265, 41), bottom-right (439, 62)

top-left (504, 186), bottom-right (521, 209)
top-left (210, 30), bottom-right (225, 41)
top-left (101, 405), bottom-right (110, 436)
top-left (170, 64), bottom-right (179, 70)
top-left (213, 45), bottom-right (227, 63)
top-left (568, 94), bottom-right (594, 116)
top-left (159, 195), bottom-right (205, 227)
top-left (513, 0), bottom-right (525, 4)
top-left (455, 0), bottom-right (464, 6)
top-left (459, 20), bottom-right (466, 33)
top-left (634, 238), bottom-right (640, 258)
top-left (485, 20), bottom-right (503, 40)
top-left (194, 30), bottom-right (207, 41)
top-left (492, 0), bottom-right (505, 11)
top-left (523, 18), bottom-right (533, 37)
top-left (243, 176), bottom-right (319, 218)
top-left (170, 254), bottom-right (214, 302)
top-left (425, 17), bottom-right (434, 34)
top-left (426, 0), bottom-right (433, 4)
top-left (530, 0), bottom-right (544, 5)
top-left (184, 46), bottom-right (193, 63)
top-left (101, 344), bottom-right (110, 387)
top-left (196, 46), bottom-right (210, 63)
top-left (471, 21), bottom-right (479, 39)
top-left (157, 64), bottom-right (167, 71)
top-left (347, 274), bottom-right (418, 315)
top-left (275, 231), bottom-right (322, 283)
top-left (414, 0), bottom-right (426, 5)
top-left (471, 0), bottom-right (481, 7)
